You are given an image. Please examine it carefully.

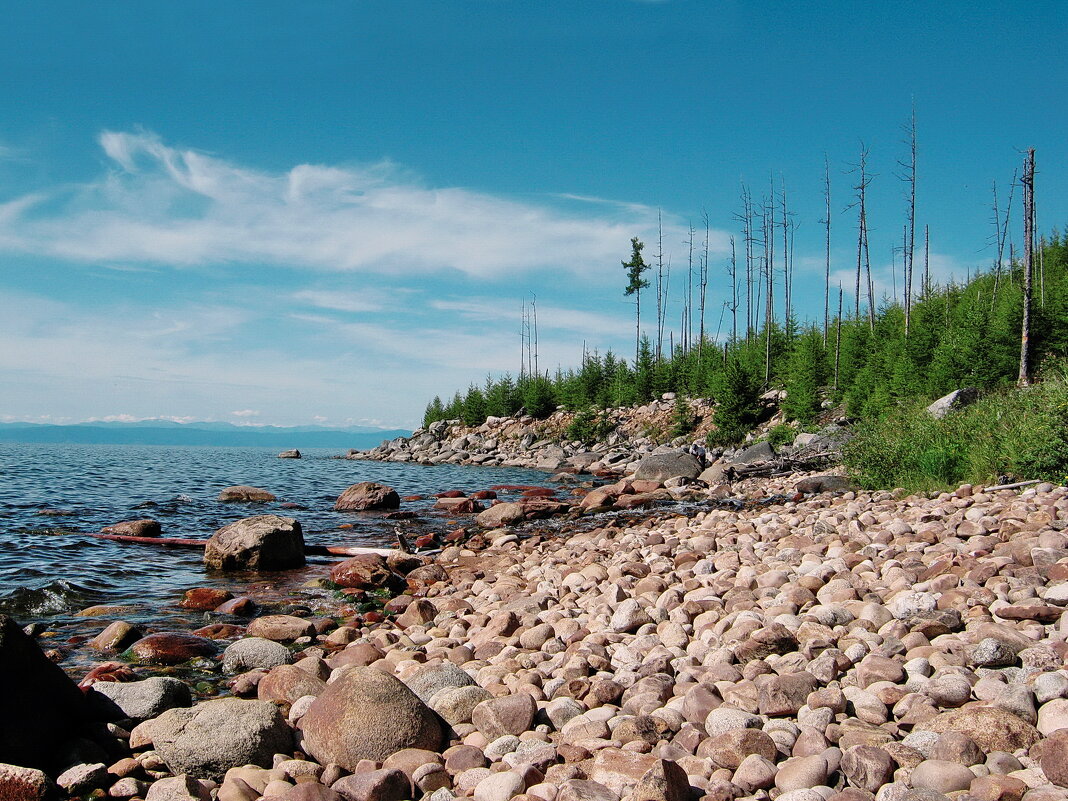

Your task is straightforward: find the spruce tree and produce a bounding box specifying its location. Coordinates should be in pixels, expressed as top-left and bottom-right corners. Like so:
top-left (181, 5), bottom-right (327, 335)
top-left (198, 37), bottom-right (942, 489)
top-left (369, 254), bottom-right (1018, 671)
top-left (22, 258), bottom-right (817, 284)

top-left (623, 237), bottom-right (651, 363)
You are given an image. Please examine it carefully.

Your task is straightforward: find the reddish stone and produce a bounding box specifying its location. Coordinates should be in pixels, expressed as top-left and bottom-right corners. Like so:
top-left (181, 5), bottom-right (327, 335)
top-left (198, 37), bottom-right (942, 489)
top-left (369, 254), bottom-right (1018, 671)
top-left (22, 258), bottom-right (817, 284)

top-left (179, 588), bottom-right (233, 611)
top-left (415, 534), bottom-right (439, 548)
top-left (434, 490), bottom-right (466, 499)
top-left (433, 497), bottom-right (482, 513)
top-left (193, 623), bottom-right (245, 639)
top-left (470, 490), bottom-right (497, 500)
top-left (630, 480), bottom-right (662, 493)
top-left (331, 554), bottom-right (392, 589)
top-left (364, 611), bottom-right (385, 624)
top-left (215, 596), bottom-right (257, 616)
top-left (402, 495), bottom-right (425, 502)
top-left (995, 604), bottom-right (1063, 623)
top-left (520, 488), bottom-right (556, 498)
top-left (334, 482), bottom-right (400, 511)
top-left (129, 633), bottom-right (218, 665)
top-left (78, 661), bottom-right (139, 688)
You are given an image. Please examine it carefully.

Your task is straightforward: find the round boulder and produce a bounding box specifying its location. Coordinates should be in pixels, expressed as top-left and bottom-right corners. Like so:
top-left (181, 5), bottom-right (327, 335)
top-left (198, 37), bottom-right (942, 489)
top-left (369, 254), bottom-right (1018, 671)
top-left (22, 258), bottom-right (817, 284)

top-left (87, 677), bottom-right (192, 722)
top-left (136, 698), bottom-right (292, 781)
top-left (129, 633), bottom-right (218, 665)
top-left (633, 451), bottom-right (702, 483)
top-left (334, 482), bottom-right (400, 511)
top-left (298, 666), bottom-right (442, 770)
top-left (204, 515), bottom-right (305, 571)
top-left (222, 637), bottom-right (293, 673)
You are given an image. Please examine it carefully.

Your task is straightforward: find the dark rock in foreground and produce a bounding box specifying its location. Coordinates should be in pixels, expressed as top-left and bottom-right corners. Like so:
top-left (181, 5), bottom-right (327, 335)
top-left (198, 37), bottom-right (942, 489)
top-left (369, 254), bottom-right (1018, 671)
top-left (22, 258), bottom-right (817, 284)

top-left (0, 614), bottom-right (92, 771)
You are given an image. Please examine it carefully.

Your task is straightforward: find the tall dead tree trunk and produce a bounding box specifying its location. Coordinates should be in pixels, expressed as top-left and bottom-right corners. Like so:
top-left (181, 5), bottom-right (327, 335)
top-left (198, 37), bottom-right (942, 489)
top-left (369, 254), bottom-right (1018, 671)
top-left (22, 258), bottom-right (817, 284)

top-left (923, 224), bottom-right (930, 298)
top-left (699, 211), bottom-right (710, 363)
top-left (728, 235), bottom-right (738, 342)
top-left (900, 104), bottom-right (917, 336)
top-left (655, 210), bottom-right (665, 360)
top-left (764, 193), bottom-right (774, 385)
top-left (1018, 148), bottom-right (1035, 387)
top-left (686, 224), bottom-right (695, 352)
top-left (834, 283), bottom-right (843, 392)
top-left (822, 155), bottom-right (832, 344)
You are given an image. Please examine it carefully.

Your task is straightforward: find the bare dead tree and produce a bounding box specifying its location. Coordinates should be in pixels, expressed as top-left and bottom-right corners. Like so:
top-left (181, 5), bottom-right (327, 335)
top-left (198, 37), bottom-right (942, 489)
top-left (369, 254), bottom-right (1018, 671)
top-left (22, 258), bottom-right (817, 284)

top-left (735, 186), bottom-right (755, 342)
top-left (764, 188), bottom-right (775, 384)
top-left (728, 234), bottom-right (738, 342)
top-left (699, 210), bottom-right (710, 362)
top-left (834, 283), bottom-right (843, 392)
top-left (898, 104), bottom-right (917, 335)
top-left (532, 293), bottom-right (539, 378)
top-left (990, 172), bottom-right (1016, 308)
top-left (655, 209), bottom-right (665, 360)
top-left (686, 223), bottom-right (695, 351)
top-left (821, 155), bottom-right (832, 344)
top-left (1018, 148), bottom-right (1035, 387)
top-left (846, 145), bottom-right (874, 323)
top-left (923, 224), bottom-right (931, 297)
top-left (781, 175), bottom-right (792, 330)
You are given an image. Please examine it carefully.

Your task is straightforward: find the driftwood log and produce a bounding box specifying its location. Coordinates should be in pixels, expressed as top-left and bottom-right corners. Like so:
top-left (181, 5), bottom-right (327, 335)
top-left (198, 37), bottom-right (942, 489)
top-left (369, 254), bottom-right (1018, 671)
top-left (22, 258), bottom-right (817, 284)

top-left (77, 530), bottom-right (397, 557)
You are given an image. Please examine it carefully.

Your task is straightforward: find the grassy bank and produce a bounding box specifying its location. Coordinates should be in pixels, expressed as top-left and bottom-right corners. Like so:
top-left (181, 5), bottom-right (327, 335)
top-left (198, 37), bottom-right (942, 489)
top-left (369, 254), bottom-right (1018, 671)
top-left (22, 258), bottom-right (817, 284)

top-left (843, 367), bottom-right (1068, 492)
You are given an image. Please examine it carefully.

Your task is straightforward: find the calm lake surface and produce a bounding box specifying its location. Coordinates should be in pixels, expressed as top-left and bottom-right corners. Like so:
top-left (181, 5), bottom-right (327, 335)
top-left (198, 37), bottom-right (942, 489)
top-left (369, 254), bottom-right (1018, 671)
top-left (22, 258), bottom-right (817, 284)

top-left (0, 443), bottom-right (556, 658)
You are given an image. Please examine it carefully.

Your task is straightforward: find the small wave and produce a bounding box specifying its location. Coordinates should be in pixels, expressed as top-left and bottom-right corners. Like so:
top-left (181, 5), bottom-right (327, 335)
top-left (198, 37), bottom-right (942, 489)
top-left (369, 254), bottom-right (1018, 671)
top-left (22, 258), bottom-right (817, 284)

top-left (0, 579), bottom-right (99, 619)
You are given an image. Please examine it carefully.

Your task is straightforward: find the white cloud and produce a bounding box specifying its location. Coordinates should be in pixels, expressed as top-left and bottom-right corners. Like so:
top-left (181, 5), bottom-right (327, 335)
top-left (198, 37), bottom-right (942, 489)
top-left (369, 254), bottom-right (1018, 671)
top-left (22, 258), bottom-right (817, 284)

top-left (293, 289), bottom-right (382, 314)
top-left (0, 130), bottom-right (724, 280)
top-left (230, 409), bottom-right (260, 417)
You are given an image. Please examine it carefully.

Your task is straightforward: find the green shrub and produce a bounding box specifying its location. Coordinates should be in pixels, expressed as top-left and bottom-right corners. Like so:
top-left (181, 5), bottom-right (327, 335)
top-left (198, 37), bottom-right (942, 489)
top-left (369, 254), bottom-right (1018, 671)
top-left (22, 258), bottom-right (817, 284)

top-left (566, 407), bottom-right (615, 445)
top-left (669, 396), bottom-right (698, 439)
top-left (844, 369), bottom-right (1068, 491)
top-left (766, 423), bottom-right (796, 448)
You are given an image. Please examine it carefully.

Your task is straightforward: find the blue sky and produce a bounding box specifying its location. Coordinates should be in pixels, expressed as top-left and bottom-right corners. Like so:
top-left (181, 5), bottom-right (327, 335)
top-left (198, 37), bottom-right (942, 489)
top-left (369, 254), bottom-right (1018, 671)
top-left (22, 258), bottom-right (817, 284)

top-left (2, 1), bottom-right (1066, 429)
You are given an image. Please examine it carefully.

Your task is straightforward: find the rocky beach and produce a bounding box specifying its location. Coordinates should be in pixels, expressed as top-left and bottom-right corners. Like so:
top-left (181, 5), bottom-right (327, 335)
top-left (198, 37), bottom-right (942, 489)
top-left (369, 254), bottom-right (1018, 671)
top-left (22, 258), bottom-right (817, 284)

top-left (5, 419), bottom-right (1068, 801)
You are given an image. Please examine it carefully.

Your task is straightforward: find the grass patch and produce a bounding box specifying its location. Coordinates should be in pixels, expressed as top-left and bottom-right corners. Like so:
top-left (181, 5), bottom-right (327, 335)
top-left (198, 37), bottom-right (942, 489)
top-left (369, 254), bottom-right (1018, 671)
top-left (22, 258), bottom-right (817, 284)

top-left (844, 368), bottom-right (1068, 492)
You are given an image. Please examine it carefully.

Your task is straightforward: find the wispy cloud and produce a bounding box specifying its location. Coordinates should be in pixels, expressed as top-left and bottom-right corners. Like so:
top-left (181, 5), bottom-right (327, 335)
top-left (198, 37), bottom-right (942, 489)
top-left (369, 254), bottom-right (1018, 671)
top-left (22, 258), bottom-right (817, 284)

top-left (0, 130), bottom-right (719, 280)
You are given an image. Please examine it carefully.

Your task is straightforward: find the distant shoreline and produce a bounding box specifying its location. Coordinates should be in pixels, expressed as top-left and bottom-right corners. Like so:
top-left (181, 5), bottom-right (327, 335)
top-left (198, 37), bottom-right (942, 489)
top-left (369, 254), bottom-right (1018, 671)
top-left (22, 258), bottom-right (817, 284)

top-left (0, 423), bottom-right (411, 449)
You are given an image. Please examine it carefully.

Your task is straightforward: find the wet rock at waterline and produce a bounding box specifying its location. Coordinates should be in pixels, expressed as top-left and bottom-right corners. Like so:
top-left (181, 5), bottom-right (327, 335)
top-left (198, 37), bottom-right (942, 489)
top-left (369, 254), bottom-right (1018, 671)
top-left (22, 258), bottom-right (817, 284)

top-left (203, 515), bottom-right (305, 571)
top-left (101, 518), bottom-right (162, 537)
top-left (334, 481), bottom-right (401, 511)
top-left (216, 485), bottom-right (277, 502)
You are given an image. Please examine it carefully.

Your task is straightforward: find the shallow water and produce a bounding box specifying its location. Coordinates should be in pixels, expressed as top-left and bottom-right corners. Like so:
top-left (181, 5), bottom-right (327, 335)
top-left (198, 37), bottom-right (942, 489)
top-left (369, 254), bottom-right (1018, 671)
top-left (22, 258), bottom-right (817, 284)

top-left (0, 443), bottom-right (558, 671)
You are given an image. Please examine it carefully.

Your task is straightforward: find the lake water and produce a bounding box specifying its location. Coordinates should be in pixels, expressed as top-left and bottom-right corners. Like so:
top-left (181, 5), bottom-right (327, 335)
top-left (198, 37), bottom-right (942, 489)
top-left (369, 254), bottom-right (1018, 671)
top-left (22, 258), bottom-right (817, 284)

top-left (0, 443), bottom-right (557, 667)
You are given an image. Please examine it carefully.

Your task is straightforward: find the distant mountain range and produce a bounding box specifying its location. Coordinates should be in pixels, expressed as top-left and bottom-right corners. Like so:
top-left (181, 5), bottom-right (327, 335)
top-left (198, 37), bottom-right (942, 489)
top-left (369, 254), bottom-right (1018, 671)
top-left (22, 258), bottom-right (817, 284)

top-left (0, 421), bottom-right (412, 449)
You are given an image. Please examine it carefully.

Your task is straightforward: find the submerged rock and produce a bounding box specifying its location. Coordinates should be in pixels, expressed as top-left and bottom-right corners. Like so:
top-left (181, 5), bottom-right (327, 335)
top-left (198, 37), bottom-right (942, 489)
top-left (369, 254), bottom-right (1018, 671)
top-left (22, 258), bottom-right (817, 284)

top-left (217, 485), bottom-right (277, 502)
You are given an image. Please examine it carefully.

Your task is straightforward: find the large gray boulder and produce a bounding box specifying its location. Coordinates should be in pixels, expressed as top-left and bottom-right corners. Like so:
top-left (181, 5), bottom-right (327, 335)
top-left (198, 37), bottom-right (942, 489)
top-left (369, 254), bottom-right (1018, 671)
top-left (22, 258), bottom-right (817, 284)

top-left (87, 677), bottom-right (192, 722)
top-left (133, 699), bottom-right (292, 781)
top-left (204, 515), bottom-right (305, 571)
top-left (0, 614), bottom-right (92, 770)
top-left (633, 451), bottom-right (702, 483)
top-left (731, 440), bottom-right (776, 465)
top-left (298, 666), bottom-right (442, 770)
top-left (926, 387), bottom-right (980, 419)
top-left (221, 637), bottom-right (293, 673)
top-left (403, 662), bottom-right (477, 704)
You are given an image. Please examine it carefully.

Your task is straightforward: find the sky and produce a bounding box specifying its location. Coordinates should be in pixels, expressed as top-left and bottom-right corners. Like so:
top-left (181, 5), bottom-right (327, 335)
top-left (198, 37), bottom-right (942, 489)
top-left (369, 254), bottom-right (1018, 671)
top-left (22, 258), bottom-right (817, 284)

top-left (2, 1), bottom-right (1066, 429)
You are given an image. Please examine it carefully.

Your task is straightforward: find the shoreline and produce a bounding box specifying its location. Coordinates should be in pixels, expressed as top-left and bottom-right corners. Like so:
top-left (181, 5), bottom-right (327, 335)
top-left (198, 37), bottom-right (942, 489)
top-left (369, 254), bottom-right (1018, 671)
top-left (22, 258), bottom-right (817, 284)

top-left (7, 459), bottom-right (1068, 801)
